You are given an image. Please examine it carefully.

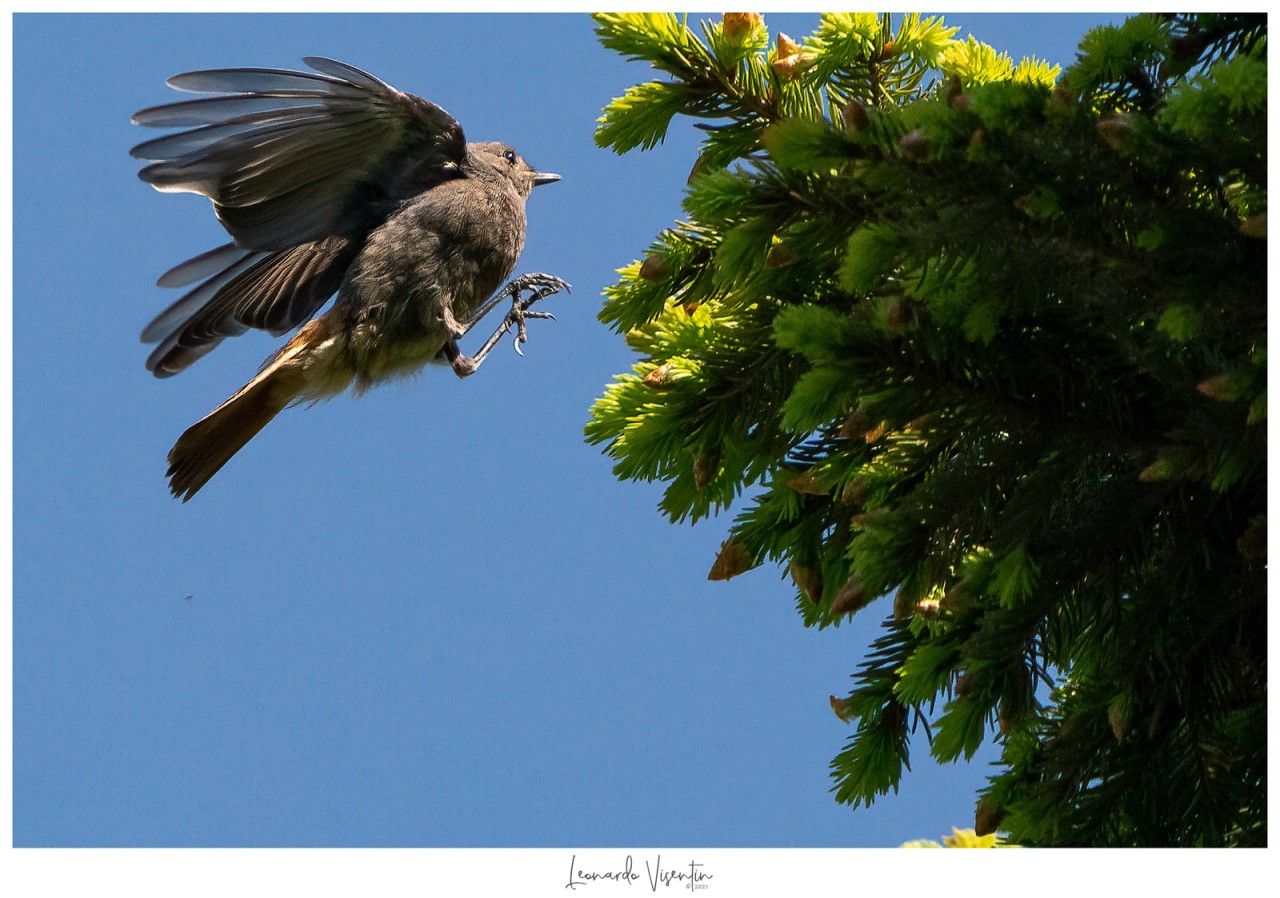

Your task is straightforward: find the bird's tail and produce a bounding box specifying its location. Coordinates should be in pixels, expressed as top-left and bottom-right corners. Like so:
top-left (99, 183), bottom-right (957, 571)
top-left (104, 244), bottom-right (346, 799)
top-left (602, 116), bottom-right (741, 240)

top-left (166, 313), bottom-right (346, 501)
top-left (166, 358), bottom-right (306, 502)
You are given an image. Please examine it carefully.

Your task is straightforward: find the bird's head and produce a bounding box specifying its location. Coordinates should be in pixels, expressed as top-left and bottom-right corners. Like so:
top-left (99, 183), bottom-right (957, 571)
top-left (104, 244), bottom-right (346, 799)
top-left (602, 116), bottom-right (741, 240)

top-left (470, 142), bottom-right (560, 198)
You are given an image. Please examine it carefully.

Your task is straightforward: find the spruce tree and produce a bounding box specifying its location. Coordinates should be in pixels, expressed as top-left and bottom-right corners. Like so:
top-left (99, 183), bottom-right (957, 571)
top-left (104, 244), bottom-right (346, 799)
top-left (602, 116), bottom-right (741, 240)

top-left (588, 12), bottom-right (1266, 847)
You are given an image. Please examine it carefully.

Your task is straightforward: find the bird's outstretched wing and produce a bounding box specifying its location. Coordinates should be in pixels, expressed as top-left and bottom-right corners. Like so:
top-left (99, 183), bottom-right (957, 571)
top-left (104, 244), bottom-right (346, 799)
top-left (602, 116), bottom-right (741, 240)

top-left (132, 56), bottom-right (466, 249)
top-left (140, 237), bottom-right (360, 377)
top-left (134, 57), bottom-right (465, 376)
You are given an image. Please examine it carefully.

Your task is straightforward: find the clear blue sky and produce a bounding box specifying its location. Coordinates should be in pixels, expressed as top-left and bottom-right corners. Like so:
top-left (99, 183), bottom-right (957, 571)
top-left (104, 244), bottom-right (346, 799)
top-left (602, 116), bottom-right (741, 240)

top-left (13, 12), bottom-right (1125, 849)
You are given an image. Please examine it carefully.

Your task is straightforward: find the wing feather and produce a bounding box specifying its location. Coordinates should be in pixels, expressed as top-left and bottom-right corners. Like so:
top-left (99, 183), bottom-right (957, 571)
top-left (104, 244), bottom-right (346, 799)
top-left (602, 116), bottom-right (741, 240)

top-left (155, 242), bottom-right (253, 289)
top-left (142, 249), bottom-right (265, 343)
top-left (132, 56), bottom-right (466, 248)
top-left (143, 237), bottom-right (357, 377)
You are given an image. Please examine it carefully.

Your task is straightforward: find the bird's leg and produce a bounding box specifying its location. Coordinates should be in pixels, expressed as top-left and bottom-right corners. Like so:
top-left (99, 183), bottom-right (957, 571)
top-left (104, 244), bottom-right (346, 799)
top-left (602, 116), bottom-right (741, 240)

top-left (459, 273), bottom-right (570, 337)
top-left (443, 273), bottom-right (571, 378)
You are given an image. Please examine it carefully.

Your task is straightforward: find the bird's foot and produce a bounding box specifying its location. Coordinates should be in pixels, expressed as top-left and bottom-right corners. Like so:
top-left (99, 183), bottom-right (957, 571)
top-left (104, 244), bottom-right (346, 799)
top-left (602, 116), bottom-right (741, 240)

top-left (500, 273), bottom-right (570, 355)
top-left (500, 272), bottom-right (572, 304)
top-left (451, 272), bottom-right (571, 376)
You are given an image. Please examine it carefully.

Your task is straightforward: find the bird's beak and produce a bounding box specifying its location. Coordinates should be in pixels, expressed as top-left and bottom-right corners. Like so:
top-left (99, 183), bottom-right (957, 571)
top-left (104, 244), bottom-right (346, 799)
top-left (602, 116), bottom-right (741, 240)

top-left (532, 171), bottom-right (562, 187)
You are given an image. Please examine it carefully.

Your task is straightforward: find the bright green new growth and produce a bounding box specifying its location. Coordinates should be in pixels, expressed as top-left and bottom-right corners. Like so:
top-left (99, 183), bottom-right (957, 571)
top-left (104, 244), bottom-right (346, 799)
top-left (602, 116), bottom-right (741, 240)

top-left (588, 12), bottom-right (1265, 847)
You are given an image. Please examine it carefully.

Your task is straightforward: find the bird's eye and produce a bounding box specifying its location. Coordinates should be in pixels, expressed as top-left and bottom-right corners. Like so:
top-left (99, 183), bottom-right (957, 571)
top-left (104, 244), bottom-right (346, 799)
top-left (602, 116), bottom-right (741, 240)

top-left (503, 149), bottom-right (517, 165)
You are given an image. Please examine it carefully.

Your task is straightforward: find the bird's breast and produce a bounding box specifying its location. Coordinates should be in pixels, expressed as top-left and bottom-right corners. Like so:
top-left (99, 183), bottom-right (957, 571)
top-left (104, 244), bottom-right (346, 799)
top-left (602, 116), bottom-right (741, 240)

top-left (332, 176), bottom-right (529, 389)
top-left (351, 182), bottom-right (526, 315)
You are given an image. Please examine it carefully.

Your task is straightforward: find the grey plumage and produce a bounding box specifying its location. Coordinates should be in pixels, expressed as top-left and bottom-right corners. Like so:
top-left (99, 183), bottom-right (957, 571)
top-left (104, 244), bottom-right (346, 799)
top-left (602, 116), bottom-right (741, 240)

top-left (134, 57), bottom-right (565, 499)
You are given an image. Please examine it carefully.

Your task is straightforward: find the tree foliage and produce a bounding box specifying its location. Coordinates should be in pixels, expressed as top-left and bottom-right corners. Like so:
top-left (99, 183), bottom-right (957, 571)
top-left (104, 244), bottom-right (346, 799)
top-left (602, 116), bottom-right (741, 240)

top-left (588, 12), bottom-right (1266, 847)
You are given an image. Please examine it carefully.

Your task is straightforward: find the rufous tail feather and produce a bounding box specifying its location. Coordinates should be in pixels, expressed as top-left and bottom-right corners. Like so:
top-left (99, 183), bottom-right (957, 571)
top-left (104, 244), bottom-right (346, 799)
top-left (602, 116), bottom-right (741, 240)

top-left (166, 357), bottom-right (305, 501)
top-left (165, 317), bottom-right (342, 500)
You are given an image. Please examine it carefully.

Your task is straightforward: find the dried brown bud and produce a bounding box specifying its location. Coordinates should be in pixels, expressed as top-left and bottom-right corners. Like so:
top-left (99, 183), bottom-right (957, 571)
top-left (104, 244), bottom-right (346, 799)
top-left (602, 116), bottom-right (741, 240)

top-left (765, 242), bottom-right (797, 268)
top-left (1196, 373), bottom-right (1240, 402)
top-left (1237, 523), bottom-right (1266, 561)
top-left (829, 694), bottom-right (853, 722)
top-left (841, 98), bottom-right (869, 134)
top-left (893, 587), bottom-right (913, 620)
top-left (884, 295), bottom-right (916, 331)
top-left (1096, 114), bottom-right (1134, 151)
top-left (838, 408), bottom-right (872, 440)
top-left (1239, 213), bottom-right (1267, 239)
top-left (1107, 700), bottom-right (1128, 744)
top-left (639, 253), bottom-right (671, 282)
top-left (722, 12), bottom-right (764, 43)
top-left (687, 153), bottom-right (712, 185)
top-left (693, 451), bottom-right (720, 488)
top-left (998, 676), bottom-right (1030, 735)
top-left (682, 298), bottom-right (701, 316)
top-left (830, 573), bottom-right (873, 617)
top-left (850, 506), bottom-right (890, 529)
top-left (997, 698), bottom-right (1018, 735)
top-left (787, 468), bottom-right (828, 496)
top-left (708, 537), bottom-right (755, 580)
top-left (941, 581), bottom-right (972, 612)
top-left (946, 74), bottom-right (972, 111)
top-left (789, 559), bottom-right (824, 603)
top-left (839, 476), bottom-right (869, 508)
top-left (771, 33), bottom-right (815, 78)
top-left (772, 53), bottom-right (815, 79)
top-left (1247, 395), bottom-right (1265, 426)
top-left (643, 362), bottom-right (675, 390)
top-left (1056, 715), bottom-right (1081, 744)
top-left (863, 420), bottom-right (888, 444)
top-left (914, 597), bottom-right (941, 618)
top-left (1137, 463), bottom-right (1162, 483)
top-left (954, 669), bottom-right (975, 698)
top-left (898, 129), bottom-right (932, 162)
top-left (974, 796), bottom-right (1004, 837)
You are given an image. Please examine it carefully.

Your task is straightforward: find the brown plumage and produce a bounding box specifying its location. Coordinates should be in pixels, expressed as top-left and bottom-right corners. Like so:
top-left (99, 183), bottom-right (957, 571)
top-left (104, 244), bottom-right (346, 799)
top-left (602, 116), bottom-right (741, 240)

top-left (165, 317), bottom-right (327, 499)
top-left (133, 57), bottom-right (565, 500)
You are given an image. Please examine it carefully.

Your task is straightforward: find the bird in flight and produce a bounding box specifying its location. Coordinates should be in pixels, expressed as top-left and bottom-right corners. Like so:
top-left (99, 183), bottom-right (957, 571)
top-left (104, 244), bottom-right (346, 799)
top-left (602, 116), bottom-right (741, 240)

top-left (132, 56), bottom-right (567, 500)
